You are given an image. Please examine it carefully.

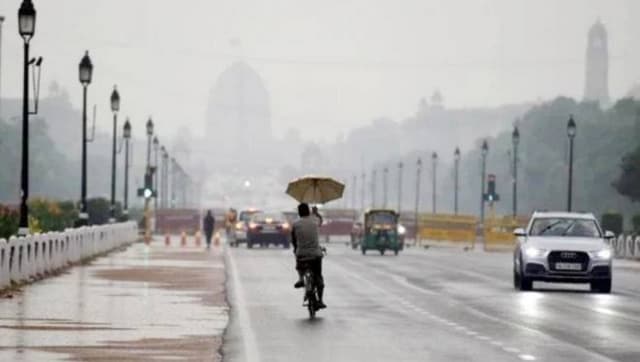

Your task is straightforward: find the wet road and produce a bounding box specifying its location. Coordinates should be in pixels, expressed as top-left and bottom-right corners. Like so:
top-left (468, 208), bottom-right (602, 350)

top-left (224, 244), bottom-right (640, 362)
top-left (0, 240), bottom-right (228, 361)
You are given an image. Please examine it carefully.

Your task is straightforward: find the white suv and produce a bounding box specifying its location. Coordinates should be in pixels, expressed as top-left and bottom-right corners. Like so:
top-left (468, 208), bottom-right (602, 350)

top-left (513, 212), bottom-right (615, 293)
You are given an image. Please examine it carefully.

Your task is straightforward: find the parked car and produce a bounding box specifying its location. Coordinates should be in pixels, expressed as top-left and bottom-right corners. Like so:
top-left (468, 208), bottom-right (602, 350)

top-left (513, 211), bottom-right (614, 293)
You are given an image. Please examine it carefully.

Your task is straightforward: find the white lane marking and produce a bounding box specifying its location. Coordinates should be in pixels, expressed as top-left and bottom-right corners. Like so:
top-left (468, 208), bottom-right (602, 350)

top-left (519, 354), bottom-right (536, 361)
top-left (503, 347), bottom-right (520, 354)
top-left (226, 247), bottom-right (260, 362)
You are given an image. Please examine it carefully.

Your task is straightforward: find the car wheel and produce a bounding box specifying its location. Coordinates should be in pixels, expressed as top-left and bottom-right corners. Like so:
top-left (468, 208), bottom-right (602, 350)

top-left (283, 242), bottom-right (290, 249)
top-left (361, 248), bottom-right (366, 255)
top-left (517, 255), bottom-right (533, 291)
top-left (247, 242), bottom-right (253, 249)
top-left (591, 279), bottom-right (612, 293)
top-left (380, 249), bottom-right (385, 256)
top-left (394, 249), bottom-right (399, 256)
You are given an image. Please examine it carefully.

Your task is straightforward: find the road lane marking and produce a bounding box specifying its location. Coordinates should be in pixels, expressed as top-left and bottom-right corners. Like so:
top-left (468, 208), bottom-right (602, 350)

top-left (226, 247), bottom-right (260, 362)
top-left (519, 354), bottom-right (536, 361)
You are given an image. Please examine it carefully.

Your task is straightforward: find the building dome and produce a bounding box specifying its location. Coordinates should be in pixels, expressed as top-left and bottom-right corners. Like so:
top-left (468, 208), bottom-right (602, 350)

top-left (206, 61), bottom-right (271, 157)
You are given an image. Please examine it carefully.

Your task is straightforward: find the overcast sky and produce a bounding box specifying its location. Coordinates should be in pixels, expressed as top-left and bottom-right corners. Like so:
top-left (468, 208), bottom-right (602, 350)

top-left (0, 0), bottom-right (638, 141)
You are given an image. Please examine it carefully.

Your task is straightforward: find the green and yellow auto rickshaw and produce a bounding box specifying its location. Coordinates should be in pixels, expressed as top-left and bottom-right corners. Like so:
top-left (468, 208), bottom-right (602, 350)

top-left (360, 209), bottom-right (403, 256)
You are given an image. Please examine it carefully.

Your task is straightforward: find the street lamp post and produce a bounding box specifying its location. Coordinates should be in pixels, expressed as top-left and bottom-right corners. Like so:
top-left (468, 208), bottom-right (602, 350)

top-left (415, 157), bottom-right (422, 245)
top-left (512, 125), bottom-right (520, 218)
top-left (352, 175), bottom-right (357, 211)
top-left (146, 118), bottom-right (154, 171)
top-left (383, 167), bottom-right (389, 208)
top-left (371, 169), bottom-right (377, 208)
top-left (153, 136), bottom-right (159, 211)
top-left (454, 147), bottom-right (460, 215)
top-left (567, 116), bottom-right (576, 212)
top-left (480, 140), bottom-right (489, 226)
top-left (109, 86), bottom-right (120, 223)
top-left (122, 119), bottom-right (131, 217)
top-left (431, 152), bottom-right (438, 214)
top-left (78, 51), bottom-right (93, 226)
top-left (17, 0), bottom-right (36, 235)
top-left (361, 172), bottom-right (366, 213)
top-left (160, 146), bottom-right (167, 209)
top-left (171, 157), bottom-right (177, 208)
top-left (397, 161), bottom-right (404, 214)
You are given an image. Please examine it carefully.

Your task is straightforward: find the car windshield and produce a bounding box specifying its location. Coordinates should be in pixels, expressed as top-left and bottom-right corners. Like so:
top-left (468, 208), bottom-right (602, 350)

top-left (251, 212), bottom-right (284, 223)
top-left (240, 211), bottom-right (259, 222)
top-left (529, 218), bottom-right (601, 238)
top-left (368, 212), bottom-right (397, 225)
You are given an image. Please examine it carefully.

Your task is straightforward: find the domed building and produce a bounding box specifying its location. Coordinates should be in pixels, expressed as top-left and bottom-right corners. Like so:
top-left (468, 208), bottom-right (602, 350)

top-left (206, 61), bottom-right (272, 161)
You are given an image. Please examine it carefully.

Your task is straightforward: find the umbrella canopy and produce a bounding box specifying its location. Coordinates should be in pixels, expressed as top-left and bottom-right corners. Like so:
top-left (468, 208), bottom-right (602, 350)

top-left (286, 176), bottom-right (345, 204)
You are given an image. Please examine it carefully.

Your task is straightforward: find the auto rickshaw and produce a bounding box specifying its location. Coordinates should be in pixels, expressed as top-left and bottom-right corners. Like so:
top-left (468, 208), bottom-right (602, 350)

top-left (360, 209), bottom-right (402, 255)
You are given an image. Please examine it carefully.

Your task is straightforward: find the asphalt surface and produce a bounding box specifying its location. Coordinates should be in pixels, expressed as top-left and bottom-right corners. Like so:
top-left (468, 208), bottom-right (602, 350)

top-left (223, 243), bottom-right (640, 362)
top-left (0, 240), bottom-right (228, 361)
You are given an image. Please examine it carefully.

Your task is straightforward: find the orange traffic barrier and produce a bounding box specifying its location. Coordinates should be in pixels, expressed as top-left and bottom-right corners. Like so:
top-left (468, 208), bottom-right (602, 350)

top-left (165, 233), bottom-right (171, 246)
top-left (195, 231), bottom-right (202, 246)
top-left (180, 231), bottom-right (187, 247)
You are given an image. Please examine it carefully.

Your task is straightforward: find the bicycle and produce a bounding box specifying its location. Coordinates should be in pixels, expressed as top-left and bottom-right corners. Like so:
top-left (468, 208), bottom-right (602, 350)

top-left (300, 247), bottom-right (327, 319)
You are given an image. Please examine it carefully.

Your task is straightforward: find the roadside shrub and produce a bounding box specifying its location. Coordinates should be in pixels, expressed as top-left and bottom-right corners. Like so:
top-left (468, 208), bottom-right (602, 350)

top-left (632, 214), bottom-right (640, 234)
top-left (0, 205), bottom-right (18, 239)
top-left (29, 198), bottom-right (77, 232)
top-left (601, 212), bottom-right (623, 235)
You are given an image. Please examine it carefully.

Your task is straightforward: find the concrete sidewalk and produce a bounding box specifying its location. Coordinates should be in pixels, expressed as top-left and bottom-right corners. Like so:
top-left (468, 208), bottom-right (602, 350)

top-left (0, 239), bottom-right (228, 361)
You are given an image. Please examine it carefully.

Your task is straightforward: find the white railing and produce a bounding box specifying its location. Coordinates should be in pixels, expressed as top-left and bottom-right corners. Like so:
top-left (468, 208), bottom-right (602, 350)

top-left (608, 234), bottom-right (640, 259)
top-left (0, 222), bottom-right (138, 290)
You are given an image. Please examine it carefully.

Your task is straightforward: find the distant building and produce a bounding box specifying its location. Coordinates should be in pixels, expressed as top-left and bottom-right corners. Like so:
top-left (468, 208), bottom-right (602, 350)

top-left (583, 20), bottom-right (609, 106)
top-left (206, 61), bottom-right (272, 161)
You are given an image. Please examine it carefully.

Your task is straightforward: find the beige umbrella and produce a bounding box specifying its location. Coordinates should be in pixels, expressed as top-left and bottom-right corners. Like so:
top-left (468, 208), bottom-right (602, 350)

top-left (286, 176), bottom-right (345, 204)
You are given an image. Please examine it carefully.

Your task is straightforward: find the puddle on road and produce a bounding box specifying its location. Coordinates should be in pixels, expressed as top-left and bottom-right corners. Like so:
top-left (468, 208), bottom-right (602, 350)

top-left (0, 242), bottom-right (228, 361)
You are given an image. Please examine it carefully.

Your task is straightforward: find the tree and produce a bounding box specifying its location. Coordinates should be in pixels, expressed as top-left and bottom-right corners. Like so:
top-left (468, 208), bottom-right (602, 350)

top-left (614, 145), bottom-right (640, 202)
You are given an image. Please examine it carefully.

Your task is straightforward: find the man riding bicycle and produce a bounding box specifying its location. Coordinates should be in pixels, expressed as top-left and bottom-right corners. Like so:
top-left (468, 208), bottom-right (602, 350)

top-left (291, 203), bottom-right (326, 309)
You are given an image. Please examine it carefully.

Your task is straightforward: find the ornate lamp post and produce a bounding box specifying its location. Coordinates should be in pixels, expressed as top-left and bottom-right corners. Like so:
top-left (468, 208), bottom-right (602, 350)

top-left (567, 116), bottom-right (576, 212)
top-left (122, 119), bottom-right (131, 217)
top-left (109, 86), bottom-right (120, 222)
top-left (145, 118), bottom-right (154, 171)
top-left (480, 140), bottom-right (489, 226)
top-left (512, 125), bottom-right (520, 218)
top-left (431, 152), bottom-right (438, 214)
top-left (17, 0), bottom-right (36, 235)
top-left (160, 146), bottom-right (167, 208)
top-left (78, 51), bottom-right (93, 226)
top-left (153, 136), bottom-right (159, 210)
top-left (454, 147), bottom-right (460, 215)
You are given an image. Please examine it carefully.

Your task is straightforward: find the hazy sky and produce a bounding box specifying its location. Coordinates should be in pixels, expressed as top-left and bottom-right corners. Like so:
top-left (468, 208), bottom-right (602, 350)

top-left (0, 0), bottom-right (638, 142)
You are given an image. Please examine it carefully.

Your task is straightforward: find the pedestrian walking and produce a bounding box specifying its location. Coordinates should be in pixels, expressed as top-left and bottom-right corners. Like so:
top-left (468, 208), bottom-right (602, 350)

top-left (203, 210), bottom-right (215, 249)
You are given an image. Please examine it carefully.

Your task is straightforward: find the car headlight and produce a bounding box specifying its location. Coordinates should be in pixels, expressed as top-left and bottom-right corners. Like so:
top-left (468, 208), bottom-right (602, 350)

top-left (525, 247), bottom-right (546, 258)
top-left (593, 249), bottom-right (612, 260)
top-left (397, 225), bottom-right (406, 235)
